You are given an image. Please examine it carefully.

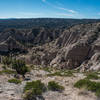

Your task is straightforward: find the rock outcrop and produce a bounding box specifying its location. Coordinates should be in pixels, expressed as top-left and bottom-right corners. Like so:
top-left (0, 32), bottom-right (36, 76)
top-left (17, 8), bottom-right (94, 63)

top-left (28, 22), bottom-right (100, 70)
top-left (1, 20), bottom-right (100, 70)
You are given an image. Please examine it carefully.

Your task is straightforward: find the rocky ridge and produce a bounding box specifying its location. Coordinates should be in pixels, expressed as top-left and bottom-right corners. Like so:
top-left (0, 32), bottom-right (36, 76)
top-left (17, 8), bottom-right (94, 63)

top-left (0, 20), bottom-right (100, 70)
top-left (23, 22), bottom-right (100, 71)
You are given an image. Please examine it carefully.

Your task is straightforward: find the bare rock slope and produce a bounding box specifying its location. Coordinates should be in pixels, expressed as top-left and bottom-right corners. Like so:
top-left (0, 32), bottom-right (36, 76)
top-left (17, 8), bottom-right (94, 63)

top-left (28, 22), bottom-right (100, 70)
top-left (0, 20), bottom-right (100, 70)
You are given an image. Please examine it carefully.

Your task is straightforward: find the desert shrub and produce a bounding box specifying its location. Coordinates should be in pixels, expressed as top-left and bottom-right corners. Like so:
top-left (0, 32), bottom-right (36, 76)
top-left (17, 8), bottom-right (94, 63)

top-left (2, 65), bottom-right (7, 69)
top-left (0, 69), bottom-right (16, 75)
top-left (12, 59), bottom-right (28, 77)
top-left (42, 67), bottom-right (52, 73)
top-left (23, 90), bottom-right (39, 100)
top-left (8, 78), bottom-right (21, 84)
top-left (62, 70), bottom-right (73, 77)
top-left (23, 90), bottom-right (45, 100)
top-left (23, 80), bottom-right (46, 100)
top-left (74, 79), bottom-right (90, 88)
top-left (30, 65), bottom-right (35, 70)
top-left (74, 79), bottom-right (100, 96)
top-left (47, 70), bottom-right (73, 77)
top-left (24, 80), bottom-right (46, 93)
top-left (48, 81), bottom-right (64, 92)
top-left (86, 72), bottom-right (99, 79)
top-left (48, 71), bottom-right (61, 76)
top-left (2, 56), bottom-right (12, 66)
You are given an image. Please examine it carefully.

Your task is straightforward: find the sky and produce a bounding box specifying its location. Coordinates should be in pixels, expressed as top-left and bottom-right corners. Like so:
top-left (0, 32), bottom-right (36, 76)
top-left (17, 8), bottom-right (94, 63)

top-left (0, 0), bottom-right (100, 19)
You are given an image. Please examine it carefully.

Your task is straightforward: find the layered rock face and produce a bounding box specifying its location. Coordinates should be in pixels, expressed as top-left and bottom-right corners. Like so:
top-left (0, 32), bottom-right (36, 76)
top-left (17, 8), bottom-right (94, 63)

top-left (0, 28), bottom-right (62, 55)
top-left (0, 20), bottom-right (100, 70)
top-left (28, 23), bottom-right (100, 70)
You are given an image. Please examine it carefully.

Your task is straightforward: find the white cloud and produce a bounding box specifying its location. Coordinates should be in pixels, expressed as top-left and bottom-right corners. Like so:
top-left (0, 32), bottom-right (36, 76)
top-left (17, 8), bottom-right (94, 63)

top-left (68, 10), bottom-right (77, 14)
top-left (56, 7), bottom-right (77, 14)
top-left (42, 1), bottom-right (78, 14)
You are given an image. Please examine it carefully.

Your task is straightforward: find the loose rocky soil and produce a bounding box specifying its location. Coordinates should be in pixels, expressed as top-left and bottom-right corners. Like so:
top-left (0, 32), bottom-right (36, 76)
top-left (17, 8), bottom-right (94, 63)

top-left (0, 66), bottom-right (99, 100)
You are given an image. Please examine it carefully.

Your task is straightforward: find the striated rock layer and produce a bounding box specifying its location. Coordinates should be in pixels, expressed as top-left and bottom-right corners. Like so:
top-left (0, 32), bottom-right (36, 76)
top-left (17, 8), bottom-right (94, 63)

top-left (0, 20), bottom-right (100, 70)
top-left (28, 22), bottom-right (100, 71)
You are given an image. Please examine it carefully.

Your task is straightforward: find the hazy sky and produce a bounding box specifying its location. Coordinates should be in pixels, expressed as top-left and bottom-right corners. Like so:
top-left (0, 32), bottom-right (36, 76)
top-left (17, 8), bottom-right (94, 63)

top-left (0, 0), bottom-right (100, 19)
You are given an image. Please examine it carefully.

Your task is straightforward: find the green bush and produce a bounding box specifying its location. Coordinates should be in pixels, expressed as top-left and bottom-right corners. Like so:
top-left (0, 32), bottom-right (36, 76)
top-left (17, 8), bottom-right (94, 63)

top-left (47, 71), bottom-right (62, 76)
top-left (48, 81), bottom-right (64, 92)
top-left (23, 89), bottom-right (44, 100)
top-left (8, 78), bottom-right (21, 84)
top-left (23, 80), bottom-right (46, 100)
top-left (42, 67), bottom-right (52, 73)
top-left (2, 56), bottom-right (12, 66)
top-left (47, 70), bottom-right (73, 77)
top-left (62, 70), bottom-right (73, 77)
top-left (74, 79), bottom-right (90, 88)
top-left (74, 79), bottom-right (100, 96)
top-left (23, 90), bottom-right (39, 100)
top-left (23, 80), bottom-right (65, 100)
top-left (2, 66), bottom-right (7, 69)
top-left (24, 80), bottom-right (46, 93)
top-left (12, 59), bottom-right (28, 77)
top-left (86, 72), bottom-right (99, 79)
top-left (0, 69), bottom-right (16, 75)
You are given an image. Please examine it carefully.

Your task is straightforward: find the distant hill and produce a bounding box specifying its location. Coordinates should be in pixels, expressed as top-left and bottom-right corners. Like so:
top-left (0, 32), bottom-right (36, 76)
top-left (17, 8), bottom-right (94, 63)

top-left (0, 18), bottom-right (100, 32)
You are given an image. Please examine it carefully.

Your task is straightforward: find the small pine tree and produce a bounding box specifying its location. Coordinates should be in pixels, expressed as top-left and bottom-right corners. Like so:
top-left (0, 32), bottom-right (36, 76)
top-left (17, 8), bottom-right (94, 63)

top-left (2, 56), bottom-right (12, 66)
top-left (12, 59), bottom-right (28, 77)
